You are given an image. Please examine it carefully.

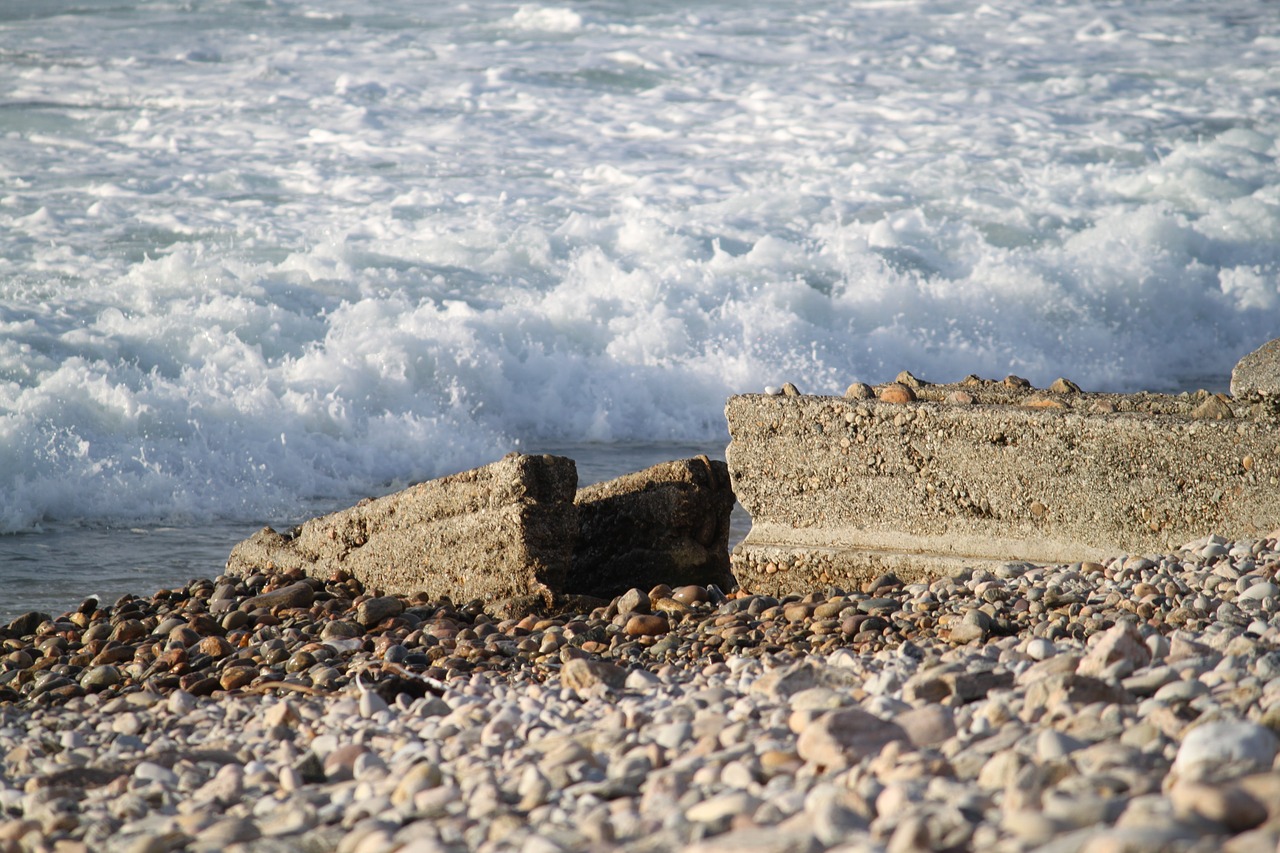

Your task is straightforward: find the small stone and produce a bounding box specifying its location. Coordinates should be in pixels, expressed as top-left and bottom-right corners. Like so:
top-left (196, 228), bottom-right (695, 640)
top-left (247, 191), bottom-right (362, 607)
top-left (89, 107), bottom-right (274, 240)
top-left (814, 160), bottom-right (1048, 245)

top-left (1078, 620), bottom-right (1151, 679)
top-left (1170, 781), bottom-right (1268, 832)
top-left (671, 585), bottom-right (709, 605)
top-left (263, 700), bottom-right (299, 728)
top-left (356, 596), bottom-right (404, 627)
top-left (1191, 394), bottom-right (1235, 420)
top-left (1173, 721), bottom-right (1279, 780)
top-left (617, 588), bottom-right (650, 616)
top-left (894, 370), bottom-right (926, 388)
top-left (323, 744), bottom-right (368, 782)
top-left (845, 382), bottom-right (875, 400)
top-left (196, 635), bottom-right (235, 658)
top-left (949, 618), bottom-right (986, 645)
top-left (240, 580), bottom-right (315, 611)
top-left (878, 383), bottom-right (916, 404)
top-left (79, 665), bottom-right (122, 692)
top-left (896, 704), bottom-right (955, 747)
top-left (1026, 638), bottom-right (1056, 661)
top-left (1049, 377), bottom-right (1082, 393)
top-left (194, 764), bottom-right (244, 805)
top-left (944, 390), bottom-right (974, 405)
top-left (624, 614), bottom-right (668, 636)
top-left (359, 689), bottom-right (390, 718)
top-left (686, 791), bottom-right (760, 828)
top-left (796, 708), bottom-right (908, 770)
top-left (1003, 375), bottom-right (1031, 388)
top-left (561, 658), bottom-right (627, 695)
top-left (168, 690), bottom-right (197, 715)
top-left (781, 382), bottom-right (801, 396)
top-left (219, 667), bottom-right (255, 691)
top-left (391, 762), bottom-right (443, 806)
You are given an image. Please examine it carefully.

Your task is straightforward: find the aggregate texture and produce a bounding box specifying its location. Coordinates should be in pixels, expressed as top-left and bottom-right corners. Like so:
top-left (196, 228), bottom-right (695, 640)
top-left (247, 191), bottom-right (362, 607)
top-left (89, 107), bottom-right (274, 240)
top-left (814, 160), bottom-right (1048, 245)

top-left (225, 454), bottom-right (578, 611)
top-left (726, 378), bottom-right (1280, 597)
top-left (571, 456), bottom-right (737, 599)
top-left (1232, 338), bottom-right (1280, 399)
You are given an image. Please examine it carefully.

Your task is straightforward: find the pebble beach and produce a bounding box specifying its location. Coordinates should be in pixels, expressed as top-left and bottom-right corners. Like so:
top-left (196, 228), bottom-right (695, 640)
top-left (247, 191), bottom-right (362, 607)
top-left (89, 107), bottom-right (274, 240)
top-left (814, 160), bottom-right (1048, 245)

top-left (3, 534), bottom-right (1280, 853)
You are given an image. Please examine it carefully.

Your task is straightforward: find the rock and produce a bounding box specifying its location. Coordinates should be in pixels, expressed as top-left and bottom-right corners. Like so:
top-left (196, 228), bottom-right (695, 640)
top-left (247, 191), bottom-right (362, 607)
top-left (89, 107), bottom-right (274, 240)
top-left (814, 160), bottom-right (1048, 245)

top-left (726, 391), bottom-right (1280, 595)
top-left (686, 790), bottom-right (760, 828)
top-left (560, 658), bottom-right (627, 696)
top-left (1172, 721), bottom-right (1279, 781)
top-left (616, 588), bottom-right (650, 616)
top-left (1169, 781), bottom-right (1268, 832)
top-left (1023, 674), bottom-right (1131, 718)
top-left (878, 383), bottom-right (916, 403)
top-left (752, 661), bottom-right (859, 701)
top-left (1078, 620), bottom-right (1151, 679)
top-left (1231, 338), bottom-right (1280, 398)
top-left (896, 704), bottom-right (955, 747)
top-left (1049, 377), bottom-right (1082, 393)
top-left (356, 595), bottom-right (404, 627)
top-left (1192, 394), bottom-right (1235, 420)
top-left (796, 708), bottom-right (908, 770)
top-left (569, 456), bottom-right (736, 598)
top-left (4, 611), bottom-right (48, 638)
top-left (239, 580), bottom-right (316, 612)
top-left (623, 614), bottom-right (668, 636)
top-left (845, 382), bottom-right (875, 400)
top-left (226, 453), bottom-right (578, 610)
top-left (79, 665), bottom-right (122, 692)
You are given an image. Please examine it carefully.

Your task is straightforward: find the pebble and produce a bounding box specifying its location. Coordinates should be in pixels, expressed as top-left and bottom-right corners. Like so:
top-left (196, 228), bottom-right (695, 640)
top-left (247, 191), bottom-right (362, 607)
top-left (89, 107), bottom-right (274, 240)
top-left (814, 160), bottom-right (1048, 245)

top-left (0, 536), bottom-right (1276, 852)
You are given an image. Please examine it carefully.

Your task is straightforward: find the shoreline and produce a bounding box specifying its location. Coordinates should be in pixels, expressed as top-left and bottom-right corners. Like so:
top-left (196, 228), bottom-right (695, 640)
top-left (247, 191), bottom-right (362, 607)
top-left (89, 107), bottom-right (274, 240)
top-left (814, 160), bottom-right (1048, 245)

top-left (2, 533), bottom-right (1279, 851)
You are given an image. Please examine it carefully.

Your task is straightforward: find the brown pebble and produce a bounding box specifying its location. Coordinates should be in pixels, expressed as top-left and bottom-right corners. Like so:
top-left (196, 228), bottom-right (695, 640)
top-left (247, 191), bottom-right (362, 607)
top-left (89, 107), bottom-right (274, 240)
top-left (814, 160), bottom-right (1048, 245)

top-left (781, 382), bottom-right (801, 396)
top-left (1004, 375), bottom-right (1031, 389)
top-left (197, 636), bottom-right (235, 659)
top-left (109, 620), bottom-right (147, 643)
top-left (945, 390), bottom-right (974, 405)
top-left (624, 614), bottom-right (669, 636)
top-left (878, 383), bottom-right (916, 404)
top-left (671, 585), bottom-right (709, 605)
top-left (240, 581), bottom-right (315, 612)
top-left (219, 667), bottom-right (256, 691)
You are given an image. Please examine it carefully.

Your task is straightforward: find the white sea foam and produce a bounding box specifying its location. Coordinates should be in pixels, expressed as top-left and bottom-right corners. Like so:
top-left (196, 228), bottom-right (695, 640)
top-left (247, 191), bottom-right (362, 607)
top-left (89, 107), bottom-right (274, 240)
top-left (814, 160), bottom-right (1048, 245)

top-left (1, 0), bottom-right (1278, 533)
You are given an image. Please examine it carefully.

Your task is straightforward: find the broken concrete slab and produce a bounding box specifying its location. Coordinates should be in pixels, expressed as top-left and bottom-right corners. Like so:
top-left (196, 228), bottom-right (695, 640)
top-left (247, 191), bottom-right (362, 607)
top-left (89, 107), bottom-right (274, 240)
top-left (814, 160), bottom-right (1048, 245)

top-left (570, 456), bottom-right (736, 598)
top-left (226, 453), bottom-right (578, 609)
top-left (1231, 337), bottom-right (1280, 399)
top-left (726, 385), bottom-right (1280, 596)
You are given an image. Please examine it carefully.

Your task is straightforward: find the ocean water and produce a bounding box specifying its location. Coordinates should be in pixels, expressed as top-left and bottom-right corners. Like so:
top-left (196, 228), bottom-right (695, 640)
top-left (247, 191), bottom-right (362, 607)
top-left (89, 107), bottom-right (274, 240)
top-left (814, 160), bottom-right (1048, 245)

top-left (2, 0), bottom-right (1279, 620)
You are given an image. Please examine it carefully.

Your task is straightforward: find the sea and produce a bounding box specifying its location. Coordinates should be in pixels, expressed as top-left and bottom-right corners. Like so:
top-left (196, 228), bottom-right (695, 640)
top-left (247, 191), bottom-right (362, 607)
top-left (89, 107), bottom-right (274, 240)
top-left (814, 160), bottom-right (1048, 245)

top-left (2, 0), bottom-right (1278, 622)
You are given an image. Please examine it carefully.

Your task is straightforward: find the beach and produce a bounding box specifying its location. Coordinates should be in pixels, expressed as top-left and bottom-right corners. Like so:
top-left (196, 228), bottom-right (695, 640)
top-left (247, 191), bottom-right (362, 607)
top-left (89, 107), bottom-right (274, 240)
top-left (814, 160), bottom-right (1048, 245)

top-left (2, 533), bottom-right (1278, 852)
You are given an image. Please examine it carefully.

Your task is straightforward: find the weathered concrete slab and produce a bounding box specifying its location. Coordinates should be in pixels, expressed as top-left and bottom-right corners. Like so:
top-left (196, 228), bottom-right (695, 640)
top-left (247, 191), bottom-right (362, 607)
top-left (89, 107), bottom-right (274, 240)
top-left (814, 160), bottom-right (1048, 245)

top-left (726, 383), bottom-right (1280, 596)
top-left (226, 453), bottom-right (578, 608)
top-left (1232, 338), bottom-right (1280, 399)
top-left (570, 456), bottom-right (736, 598)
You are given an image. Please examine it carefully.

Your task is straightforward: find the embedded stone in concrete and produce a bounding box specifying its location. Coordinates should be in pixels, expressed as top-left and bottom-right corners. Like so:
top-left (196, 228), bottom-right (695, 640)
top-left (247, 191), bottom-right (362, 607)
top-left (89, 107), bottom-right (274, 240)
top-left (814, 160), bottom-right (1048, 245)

top-left (1231, 337), bottom-right (1280, 398)
top-left (726, 386), bottom-right (1280, 596)
top-left (569, 456), bottom-right (736, 598)
top-left (225, 453), bottom-right (577, 609)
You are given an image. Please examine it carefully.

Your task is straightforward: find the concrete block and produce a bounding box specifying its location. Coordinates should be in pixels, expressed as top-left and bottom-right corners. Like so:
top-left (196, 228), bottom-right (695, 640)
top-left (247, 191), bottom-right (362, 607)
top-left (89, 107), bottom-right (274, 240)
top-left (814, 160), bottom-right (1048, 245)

top-left (726, 383), bottom-right (1280, 596)
top-left (1232, 338), bottom-right (1280, 398)
top-left (570, 456), bottom-right (736, 598)
top-left (226, 453), bottom-right (577, 608)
